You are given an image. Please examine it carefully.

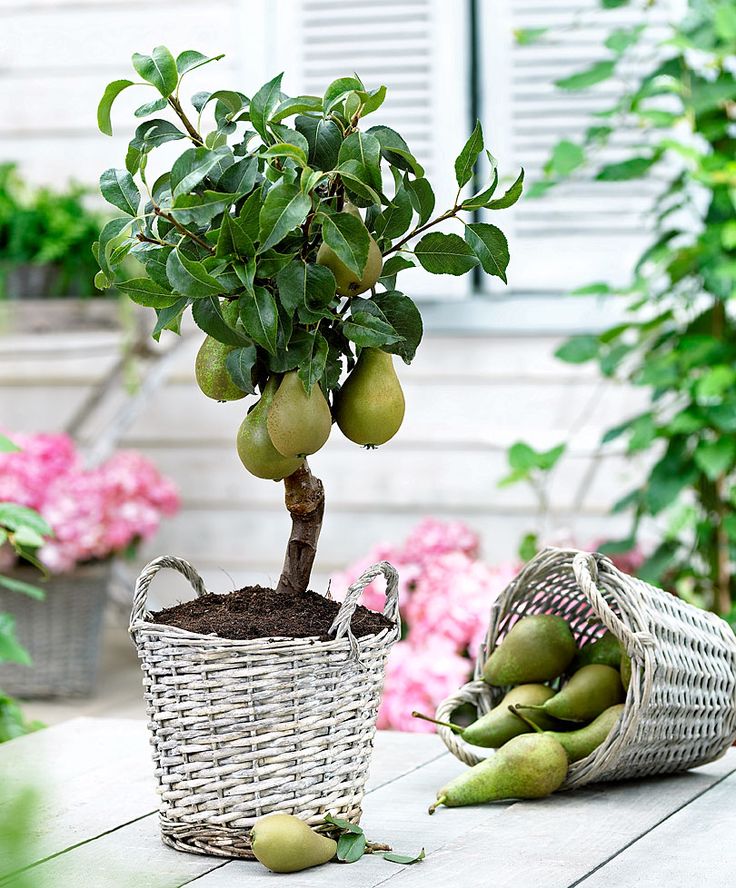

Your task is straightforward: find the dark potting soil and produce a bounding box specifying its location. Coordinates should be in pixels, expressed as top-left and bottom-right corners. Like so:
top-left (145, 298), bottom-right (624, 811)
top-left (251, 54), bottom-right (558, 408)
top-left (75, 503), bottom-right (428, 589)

top-left (151, 585), bottom-right (394, 641)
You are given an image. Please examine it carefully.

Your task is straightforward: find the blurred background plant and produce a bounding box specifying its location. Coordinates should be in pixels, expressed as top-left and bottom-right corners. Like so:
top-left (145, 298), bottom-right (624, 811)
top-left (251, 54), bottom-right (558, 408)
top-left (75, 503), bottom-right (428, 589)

top-left (0, 163), bottom-right (106, 299)
top-left (505, 0), bottom-right (736, 619)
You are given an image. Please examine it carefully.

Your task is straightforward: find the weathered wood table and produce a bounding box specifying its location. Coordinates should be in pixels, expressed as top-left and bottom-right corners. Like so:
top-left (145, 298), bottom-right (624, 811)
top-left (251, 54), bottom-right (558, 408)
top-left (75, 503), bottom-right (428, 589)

top-left (2, 718), bottom-right (735, 887)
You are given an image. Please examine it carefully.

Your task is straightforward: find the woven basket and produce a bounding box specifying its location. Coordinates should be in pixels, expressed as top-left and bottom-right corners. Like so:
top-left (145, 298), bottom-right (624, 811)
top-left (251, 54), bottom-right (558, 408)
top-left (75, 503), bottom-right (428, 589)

top-left (0, 561), bottom-right (110, 697)
top-left (436, 546), bottom-right (736, 788)
top-left (129, 555), bottom-right (400, 859)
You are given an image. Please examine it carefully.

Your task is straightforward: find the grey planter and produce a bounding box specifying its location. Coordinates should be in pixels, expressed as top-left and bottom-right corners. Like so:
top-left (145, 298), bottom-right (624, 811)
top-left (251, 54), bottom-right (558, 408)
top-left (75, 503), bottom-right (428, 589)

top-left (0, 561), bottom-right (110, 698)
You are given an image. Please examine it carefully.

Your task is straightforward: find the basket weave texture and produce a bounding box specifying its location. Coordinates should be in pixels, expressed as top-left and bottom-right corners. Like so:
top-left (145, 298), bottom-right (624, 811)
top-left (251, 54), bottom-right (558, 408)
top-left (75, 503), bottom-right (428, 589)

top-left (436, 547), bottom-right (736, 789)
top-left (130, 555), bottom-right (400, 859)
top-left (0, 561), bottom-right (109, 697)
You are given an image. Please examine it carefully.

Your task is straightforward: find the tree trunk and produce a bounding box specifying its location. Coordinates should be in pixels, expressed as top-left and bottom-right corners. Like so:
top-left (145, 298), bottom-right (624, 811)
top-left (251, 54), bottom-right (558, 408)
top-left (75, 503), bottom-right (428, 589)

top-left (276, 461), bottom-right (325, 595)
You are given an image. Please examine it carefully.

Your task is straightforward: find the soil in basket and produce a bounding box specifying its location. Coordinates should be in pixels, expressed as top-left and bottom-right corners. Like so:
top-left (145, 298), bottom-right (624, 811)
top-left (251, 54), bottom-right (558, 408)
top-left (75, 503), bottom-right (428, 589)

top-left (151, 586), bottom-right (393, 641)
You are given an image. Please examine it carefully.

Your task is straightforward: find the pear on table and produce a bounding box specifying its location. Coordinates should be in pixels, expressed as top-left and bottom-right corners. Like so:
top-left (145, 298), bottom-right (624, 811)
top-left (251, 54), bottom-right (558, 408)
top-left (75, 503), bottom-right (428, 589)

top-left (483, 614), bottom-right (577, 686)
top-left (251, 813), bottom-right (337, 873)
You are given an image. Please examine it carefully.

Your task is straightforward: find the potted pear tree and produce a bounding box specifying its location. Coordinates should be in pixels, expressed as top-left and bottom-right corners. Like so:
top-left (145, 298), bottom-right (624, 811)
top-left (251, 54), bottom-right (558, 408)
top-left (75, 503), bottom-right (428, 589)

top-left (98, 46), bottom-right (521, 858)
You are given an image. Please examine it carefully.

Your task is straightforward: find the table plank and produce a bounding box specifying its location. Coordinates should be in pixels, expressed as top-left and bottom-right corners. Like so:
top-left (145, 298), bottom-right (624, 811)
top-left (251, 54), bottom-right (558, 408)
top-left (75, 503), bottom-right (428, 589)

top-left (579, 768), bottom-right (736, 888)
top-left (2, 720), bottom-right (443, 886)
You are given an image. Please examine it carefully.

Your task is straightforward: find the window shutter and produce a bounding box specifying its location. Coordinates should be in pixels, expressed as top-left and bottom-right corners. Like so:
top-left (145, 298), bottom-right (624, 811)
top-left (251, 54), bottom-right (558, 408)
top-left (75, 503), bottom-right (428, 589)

top-left (481, 0), bottom-right (677, 293)
top-left (273, 0), bottom-right (472, 299)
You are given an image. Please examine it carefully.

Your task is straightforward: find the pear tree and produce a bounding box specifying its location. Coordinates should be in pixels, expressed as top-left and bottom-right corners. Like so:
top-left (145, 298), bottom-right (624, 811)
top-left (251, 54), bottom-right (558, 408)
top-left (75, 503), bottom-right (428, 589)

top-left (95, 48), bottom-right (522, 596)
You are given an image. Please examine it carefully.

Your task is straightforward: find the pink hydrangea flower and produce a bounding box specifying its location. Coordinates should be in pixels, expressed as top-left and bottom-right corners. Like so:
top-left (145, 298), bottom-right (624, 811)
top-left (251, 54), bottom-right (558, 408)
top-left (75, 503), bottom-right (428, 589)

top-left (0, 431), bottom-right (179, 573)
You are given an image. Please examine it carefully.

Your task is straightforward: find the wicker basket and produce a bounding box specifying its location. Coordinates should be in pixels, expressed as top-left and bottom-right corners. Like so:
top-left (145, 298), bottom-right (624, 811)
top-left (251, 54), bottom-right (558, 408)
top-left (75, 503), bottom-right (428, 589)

top-left (0, 561), bottom-right (110, 697)
top-left (129, 555), bottom-right (400, 859)
top-left (436, 546), bottom-right (736, 788)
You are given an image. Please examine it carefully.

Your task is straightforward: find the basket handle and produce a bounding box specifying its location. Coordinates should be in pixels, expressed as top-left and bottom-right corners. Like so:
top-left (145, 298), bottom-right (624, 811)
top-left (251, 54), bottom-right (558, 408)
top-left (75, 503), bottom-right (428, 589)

top-left (434, 680), bottom-right (490, 767)
top-left (573, 552), bottom-right (655, 656)
top-left (130, 555), bottom-right (207, 630)
top-left (329, 561), bottom-right (400, 657)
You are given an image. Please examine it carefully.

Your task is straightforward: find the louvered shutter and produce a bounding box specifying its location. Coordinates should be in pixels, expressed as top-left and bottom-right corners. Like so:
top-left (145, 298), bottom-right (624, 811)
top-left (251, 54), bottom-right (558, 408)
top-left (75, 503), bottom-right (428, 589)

top-left (480, 0), bottom-right (676, 293)
top-left (271, 0), bottom-right (472, 299)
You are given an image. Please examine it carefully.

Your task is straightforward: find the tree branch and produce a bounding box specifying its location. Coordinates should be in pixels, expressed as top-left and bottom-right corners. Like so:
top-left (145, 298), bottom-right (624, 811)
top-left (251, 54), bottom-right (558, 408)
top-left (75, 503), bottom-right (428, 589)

top-left (383, 205), bottom-right (460, 257)
top-left (154, 207), bottom-right (214, 253)
top-left (276, 461), bottom-right (325, 595)
top-left (167, 96), bottom-right (204, 146)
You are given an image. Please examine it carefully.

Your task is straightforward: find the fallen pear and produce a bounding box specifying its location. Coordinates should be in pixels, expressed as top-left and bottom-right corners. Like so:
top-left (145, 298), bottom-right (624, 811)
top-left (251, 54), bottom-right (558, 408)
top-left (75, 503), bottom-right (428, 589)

top-left (620, 652), bottom-right (632, 690)
top-left (412, 684), bottom-right (559, 748)
top-left (237, 377), bottom-right (304, 480)
top-left (316, 203), bottom-right (382, 297)
top-left (429, 732), bottom-right (568, 813)
top-left (335, 348), bottom-right (405, 447)
top-left (266, 371), bottom-right (332, 458)
top-left (251, 813), bottom-right (336, 873)
top-left (512, 703), bottom-right (625, 763)
top-left (194, 335), bottom-right (246, 401)
top-left (483, 614), bottom-right (577, 686)
top-left (572, 631), bottom-right (622, 671)
top-left (518, 664), bottom-right (624, 723)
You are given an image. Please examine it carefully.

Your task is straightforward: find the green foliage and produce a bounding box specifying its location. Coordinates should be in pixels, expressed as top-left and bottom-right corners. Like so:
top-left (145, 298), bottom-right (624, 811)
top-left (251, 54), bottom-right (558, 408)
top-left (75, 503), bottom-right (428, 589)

top-left (96, 52), bottom-right (520, 401)
top-left (0, 165), bottom-right (106, 298)
top-left (509, 0), bottom-right (736, 613)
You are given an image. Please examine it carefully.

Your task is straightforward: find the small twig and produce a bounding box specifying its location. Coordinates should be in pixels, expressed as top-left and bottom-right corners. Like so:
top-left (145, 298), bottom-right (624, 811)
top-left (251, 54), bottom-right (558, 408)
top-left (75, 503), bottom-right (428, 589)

top-left (383, 205), bottom-right (460, 256)
top-left (154, 206), bottom-right (214, 253)
top-left (167, 95), bottom-right (204, 146)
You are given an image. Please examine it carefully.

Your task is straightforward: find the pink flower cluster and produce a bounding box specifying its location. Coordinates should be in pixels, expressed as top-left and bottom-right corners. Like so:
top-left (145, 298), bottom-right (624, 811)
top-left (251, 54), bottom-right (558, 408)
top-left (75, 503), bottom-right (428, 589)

top-left (333, 519), bottom-right (518, 732)
top-left (0, 432), bottom-right (180, 573)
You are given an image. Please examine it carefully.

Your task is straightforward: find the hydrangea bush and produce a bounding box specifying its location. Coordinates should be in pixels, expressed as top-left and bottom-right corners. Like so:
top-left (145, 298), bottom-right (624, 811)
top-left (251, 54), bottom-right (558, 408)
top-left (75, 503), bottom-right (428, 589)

top-left (0, 433), bottom-right (179, 574)
top-left (334, 519), bottom-right (517, 731)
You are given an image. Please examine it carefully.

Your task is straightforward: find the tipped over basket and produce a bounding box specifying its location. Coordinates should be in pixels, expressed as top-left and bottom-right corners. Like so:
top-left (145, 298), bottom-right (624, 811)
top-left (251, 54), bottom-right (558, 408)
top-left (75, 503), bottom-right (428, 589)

top-left (130, 556), bottom-right (400, 859)
top-left (436, 546), bottom-right (736, 789)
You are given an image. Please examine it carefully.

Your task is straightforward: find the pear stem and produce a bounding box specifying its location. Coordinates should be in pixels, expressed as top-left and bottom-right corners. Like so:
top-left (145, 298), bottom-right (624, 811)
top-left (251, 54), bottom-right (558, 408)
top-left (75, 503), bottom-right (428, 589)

top-left (508, 705), bottom-right (544, 733)
top-left (411, 711), bottom-right (463, 733)
top-left (428, 796), bottom-right (446, 815)
top-left (276, 461), bottom-right (325, 595)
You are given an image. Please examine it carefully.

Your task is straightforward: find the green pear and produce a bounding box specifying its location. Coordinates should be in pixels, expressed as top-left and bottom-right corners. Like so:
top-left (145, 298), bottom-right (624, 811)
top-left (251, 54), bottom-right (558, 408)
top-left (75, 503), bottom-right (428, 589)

top-left (429, 733), bottom-right (568, 813)
top-left (413, 684), bottom-right (559, 748)
top-left (316, 202), bottom-right (382, 297)
top-left (620, 652), bottom-right (632, 691)
top-left (513, 703), bottom-right (625, 763)
top-left (519, 664), bottom-right (624, 723)
top-left (572, 631), bottom-right (622, 671)
top-left (194, 335), bottom-right (246, 401)
top-left (251, 813), bottom-right (336, 873)
top-left (334, 348), bottom-right (405, 447)
top-left (237, 378), bottom-right (304, 480)
top-left (266, 371), bottom-right (332, 458)
top-left (483, 615), bottom-right (576, 686)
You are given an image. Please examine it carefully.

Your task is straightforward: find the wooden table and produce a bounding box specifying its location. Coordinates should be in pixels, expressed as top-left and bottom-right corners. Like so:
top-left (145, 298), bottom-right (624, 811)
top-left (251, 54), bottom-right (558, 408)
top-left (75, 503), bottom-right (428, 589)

top-left (2, 718), bottom-right (734, 887)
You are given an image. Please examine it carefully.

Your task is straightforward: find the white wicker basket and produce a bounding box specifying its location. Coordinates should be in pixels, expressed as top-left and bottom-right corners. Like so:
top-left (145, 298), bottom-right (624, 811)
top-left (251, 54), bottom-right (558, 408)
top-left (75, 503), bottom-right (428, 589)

top-left (129, 555), bottom-right (400, 858)
top-left (436, 547), bottom-right (736, 789)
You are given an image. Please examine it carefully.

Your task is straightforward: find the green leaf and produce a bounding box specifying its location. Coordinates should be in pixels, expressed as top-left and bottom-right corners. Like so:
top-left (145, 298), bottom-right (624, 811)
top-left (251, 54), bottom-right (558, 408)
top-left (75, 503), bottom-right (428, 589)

top-left (697, 365), bottom-right (736, 401)
top-left (263, 142), bottom-right (309, 167)
top-left (556, 60), bottom-right (616, 91)
top-left (117, 278), bottom-right (181, 308)
top-left (694, 438), bottom-right (736, 481)
top-left (131, 46), bottom-right (178, 97)
top-left (323, 814), bottom-right (363, 835)
top-left (384, 849), bottom-right (426, 865)
top-left (271, 95), bottom-right (323, 123)
top-left (170, 146), bottom-right (232, 198)
top-left (605, 26), bottom-right (645, 55)
top-left (250, 73), bottom-right (284, 141)
top-left (295, 116), bottom-right (342, 170)
top-left (343, 311), bottom-right (402, 348)
top-left (0, 435), bottom-right (20, 453)
top-left (602, 0), bottom-right (629, 6)
top-left (555, 335), bottom-right (599, 364)
top-left (131, 118), bottom-right (186, 151)
top-left (276, 262), bottom-right (336, 314)
top-left (461, 170), bottom-right (499, 210)
top-left (152, 297), bottom-right (189, 341)
top-left (217, 156), bottom-right (258, 194)
top-left (298, 331), bottom-right (329, 394)
top-left (486, 169), bottom-right (524, 209)
top-left (98, 79), bottom-right (134, 135)
top-left (356, 85), bottom-right (387, 116)
top-left (338, 132), bottom-right (383, 191)
top-left (518, 533), bottom-right (539, 562)
top-left (366, 125), bottom-right (424, 177)
top-left (407, 177), bottom-right (435, 225)
top-left (545, 141), bottom-right (584, 177)
top-left (596, 156), bottom-right (657, 181)
top-left (454, 120), bottom-right (484, 188)
top-left (99, 168), bottom-right (140, 216)
top-left (374, 187), bottom-right (413, 240)
top-left (464, 223), bottom-right (509, 283)
top-left (239, 286), bottom-right (279, 354)
top-left (0, 503), bottom-right (53, 537)
top-left (166, 250), bottom-right (223, 298)
top-left (321, 212), bottom-right (370, 277)
top-left (176, 50), bottom-right (225, 76)
top-left (215, 213), bottom-right (254, 259)
top-left (0, 614), bottom-right (31, 666)
top-left (509, 441), bottom-right (565, 472)
top-left (715, 3), bottom-right (736, 40)
top-left (324, 76), bottom-right (363, 113)
top-left (0, 575), bottom-right (45, 599)
top-left (134, 97), bottom-right (168, 118)
top-left (372, 290), bottom-right (423, 363)
top-left (335, 163), bottom-right (384, 206)
top-left (414, 232), bottom-right (478, 276)
top-left (515, 27), bottom-right (547, 45)
top-left (336, 831), bottom-right (366, 864)
top-left (225, 345), bottom-right (258, 394)
top-left (191, 296), bottom-right (246, 346)
top-left (258, 181), bottom-right (312, 253)
top-left (97, 217), bottom-right (133, 278)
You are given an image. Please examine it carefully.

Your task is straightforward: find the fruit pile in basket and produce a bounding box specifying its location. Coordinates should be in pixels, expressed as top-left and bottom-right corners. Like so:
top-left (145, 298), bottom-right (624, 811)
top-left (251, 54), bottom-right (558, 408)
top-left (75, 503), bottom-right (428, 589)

top-left (414, 615), bottom-right (630, 812)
